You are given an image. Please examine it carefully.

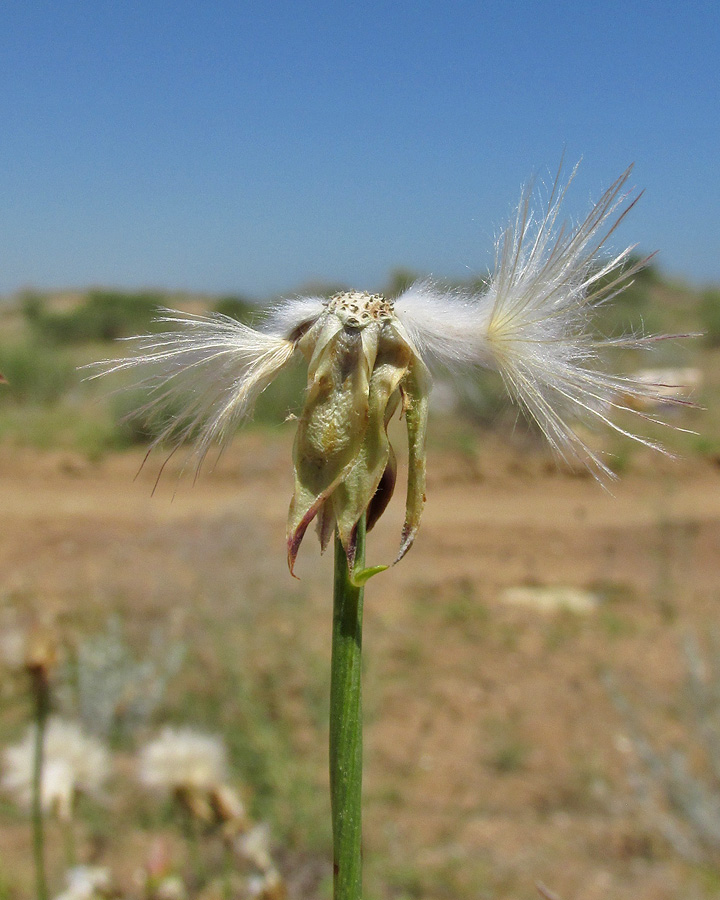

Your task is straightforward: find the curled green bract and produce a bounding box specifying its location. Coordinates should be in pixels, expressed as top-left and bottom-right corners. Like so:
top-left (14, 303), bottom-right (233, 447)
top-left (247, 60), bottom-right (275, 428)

top-left (287, 292), bottom-right (430, 574)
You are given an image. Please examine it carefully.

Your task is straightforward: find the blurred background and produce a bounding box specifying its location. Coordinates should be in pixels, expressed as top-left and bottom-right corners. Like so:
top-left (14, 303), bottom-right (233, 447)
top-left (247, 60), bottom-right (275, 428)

top-left (0, 3), bottom-right (718, 899)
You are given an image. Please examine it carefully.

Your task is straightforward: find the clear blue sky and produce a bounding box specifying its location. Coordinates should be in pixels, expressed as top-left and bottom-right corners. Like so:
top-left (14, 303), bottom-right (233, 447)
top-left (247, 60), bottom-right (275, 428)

top-left (1, 1), bottom-right (718, 298)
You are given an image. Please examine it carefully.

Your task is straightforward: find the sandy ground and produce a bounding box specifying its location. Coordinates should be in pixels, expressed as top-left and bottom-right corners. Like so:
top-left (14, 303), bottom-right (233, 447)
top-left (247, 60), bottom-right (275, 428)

top-left (2, 430), bottom-right (720, 899)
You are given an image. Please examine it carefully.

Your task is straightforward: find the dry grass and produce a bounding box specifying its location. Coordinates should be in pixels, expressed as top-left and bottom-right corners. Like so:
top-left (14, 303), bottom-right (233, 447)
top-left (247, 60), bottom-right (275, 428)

top-left (0, 278), bottom-right (718, 898)
top-left (0, 431), bottom-right (719, 898)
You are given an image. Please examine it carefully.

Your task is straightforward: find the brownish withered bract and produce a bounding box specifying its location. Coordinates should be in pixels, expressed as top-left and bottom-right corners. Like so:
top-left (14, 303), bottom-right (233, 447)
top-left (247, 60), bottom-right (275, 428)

top-left (287, 291), bottom-right (430, 573)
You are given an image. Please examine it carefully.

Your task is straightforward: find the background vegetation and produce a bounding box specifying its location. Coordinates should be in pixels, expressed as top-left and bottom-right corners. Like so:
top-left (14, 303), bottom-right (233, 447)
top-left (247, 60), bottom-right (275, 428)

top-left (0, 264), bottom-right (714, 462)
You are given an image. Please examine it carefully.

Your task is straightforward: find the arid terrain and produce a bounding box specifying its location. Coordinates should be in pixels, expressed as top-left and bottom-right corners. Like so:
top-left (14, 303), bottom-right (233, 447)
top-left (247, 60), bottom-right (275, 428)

top-left (2, 427), bottom-right (719, 900)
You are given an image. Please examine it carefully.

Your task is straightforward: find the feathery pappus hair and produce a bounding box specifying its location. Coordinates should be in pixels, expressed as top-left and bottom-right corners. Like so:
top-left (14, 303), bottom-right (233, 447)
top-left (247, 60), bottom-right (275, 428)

top-left (2, 718), bottom-right (110, 821)
top-left (89, 164), bottom-right (695, 571)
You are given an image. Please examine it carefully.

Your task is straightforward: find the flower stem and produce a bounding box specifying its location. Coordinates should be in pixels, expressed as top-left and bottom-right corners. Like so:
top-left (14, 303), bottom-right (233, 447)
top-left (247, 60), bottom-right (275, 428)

top-left (177, 794), bottom-right (206, 889)
top-left (330, 517), bottom-right (366, 900)
top-left (30, 671), bottom-right (50, 900)
top-left (60, 817), bottom-right (77, 870)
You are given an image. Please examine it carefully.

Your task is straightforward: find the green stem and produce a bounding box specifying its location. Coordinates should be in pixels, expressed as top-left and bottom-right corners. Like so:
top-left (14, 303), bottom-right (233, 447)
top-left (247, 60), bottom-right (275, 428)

top-left (330, 517), bottom-right (366, 900)
top-left (31, 672), bottom-right (50, 900)
top-left (177, 795), bottom-right (206, 889)
top-left (222, 839), bottom-right (234, 900)
top-left (60, 817), bottom-right (77, 870)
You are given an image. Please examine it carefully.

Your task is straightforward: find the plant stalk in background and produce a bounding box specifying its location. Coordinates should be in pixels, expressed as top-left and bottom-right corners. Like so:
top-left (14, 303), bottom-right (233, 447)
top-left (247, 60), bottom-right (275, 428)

top-left (29, 664), bottom-right (51, 900)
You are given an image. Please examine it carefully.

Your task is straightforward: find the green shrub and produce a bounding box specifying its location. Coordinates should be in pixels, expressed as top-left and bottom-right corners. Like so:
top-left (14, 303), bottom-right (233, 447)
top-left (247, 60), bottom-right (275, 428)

top-left (25, 290), bottom-right (162, 343)
top-left (592, 257), bottom-right (663, 336)
top-left (108, 387), bottom-right (192, 447)
top-left (699, 289), bottom-right (720, 347)
top-left (104, 355), bottom-right (305, 450)
top-left (384, 268), bottom-right (418, 298)
top-left (19, 291), bottom-right (44, 325)
top-left (213, 295), bottom-right (257, 323)
top-left (252, 356), bottom-right (306, 423)
top-left (456, 369), bottom-right (511, 427)
top-left (0, 341), bottom-right (75, 404)
top-left (108, 390), bottom-right (155, 446)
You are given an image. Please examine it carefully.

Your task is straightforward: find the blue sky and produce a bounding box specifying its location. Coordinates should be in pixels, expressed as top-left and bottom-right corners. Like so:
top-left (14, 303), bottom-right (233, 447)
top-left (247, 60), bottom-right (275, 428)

top-left (1, 1), bottom-right (718, 298)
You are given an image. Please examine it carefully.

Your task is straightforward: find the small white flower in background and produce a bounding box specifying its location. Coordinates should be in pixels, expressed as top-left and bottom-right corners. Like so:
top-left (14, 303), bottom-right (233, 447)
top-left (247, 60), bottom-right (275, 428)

top-left (91, 164), bottom-right (692, 571)
top-left (0, 623), bottom-right (27, 671)
top-left (1, 718), bottom-right (109, 821)
top-left (246, 868), bottom-right (285, 900)
top-left (53, 866), bottom-right (112, 900)
top-left (151, 875), bottom-right (187, 900)
top-left (236, 822), bottom-right (273, 872)
top-left (0, 604), bottom-right (28, 672)
top-left (138, 726), bottom-right (228, 793)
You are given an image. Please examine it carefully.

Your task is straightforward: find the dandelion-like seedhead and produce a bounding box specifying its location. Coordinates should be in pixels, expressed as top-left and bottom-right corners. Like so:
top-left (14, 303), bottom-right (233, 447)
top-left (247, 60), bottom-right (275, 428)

top-left (236, 823), bottom-right (273, 872)
top-left (53, 866), bottom-right (112, 900)
top-left (1, 718), bottom-right (110, 821)
top-left (138, 726), bottom-right (228, 793)
top-left (91, 165), bottom-right (691, 571)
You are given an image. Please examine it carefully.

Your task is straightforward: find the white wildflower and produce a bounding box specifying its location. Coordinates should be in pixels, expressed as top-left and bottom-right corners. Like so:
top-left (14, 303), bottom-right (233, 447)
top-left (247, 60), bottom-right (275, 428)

top-left (0, 623), bottom-right (27, 671)
top-left (2, 718), bottom-right (109, 820)
top-left (236, 822), bottom-right (273, 872)
top-left (91, 163), bottom-right (691, 566)
top-left (53, 866), bottom-right (112, 900)
top-left (246, 868), bottom-right (285, 900)
top-left (138, 726), bottom-right (228, 793)
top-left (152, 876), bottom-right (187, 900)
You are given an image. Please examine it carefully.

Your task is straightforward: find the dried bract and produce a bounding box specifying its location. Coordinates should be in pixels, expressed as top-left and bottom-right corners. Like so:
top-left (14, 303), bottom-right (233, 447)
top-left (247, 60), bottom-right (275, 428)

top-left (286, 290), bottom-right (430, 570)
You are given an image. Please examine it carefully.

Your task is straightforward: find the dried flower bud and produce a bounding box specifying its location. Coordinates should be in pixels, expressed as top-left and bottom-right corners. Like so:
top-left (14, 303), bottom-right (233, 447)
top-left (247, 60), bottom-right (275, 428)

top-left (24, 626), bottom-right (58, 685)
top-left (210, 783), bottom-right (248, 831)
top-left (287, 291), bottom-right (430, 572)
top-left (175, 785), bottom-right (214, 823)
top-left (246, 869), bottom-right (286, 900)
top-left (235, 823), bottom-right (274, 872)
